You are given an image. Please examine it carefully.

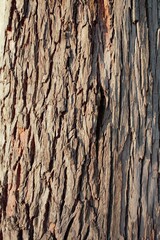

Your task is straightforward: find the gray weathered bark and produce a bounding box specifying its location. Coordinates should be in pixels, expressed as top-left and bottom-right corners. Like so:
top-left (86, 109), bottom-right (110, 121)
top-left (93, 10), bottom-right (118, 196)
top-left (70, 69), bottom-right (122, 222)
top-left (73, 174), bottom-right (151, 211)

top-left (0, 0), bottom-right (160, 239)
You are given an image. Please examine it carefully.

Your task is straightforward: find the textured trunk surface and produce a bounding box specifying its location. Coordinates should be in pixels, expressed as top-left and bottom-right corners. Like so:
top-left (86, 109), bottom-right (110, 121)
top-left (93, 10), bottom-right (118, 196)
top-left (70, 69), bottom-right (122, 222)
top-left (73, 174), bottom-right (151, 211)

top-left (0, 0), bottom-right (160, 239)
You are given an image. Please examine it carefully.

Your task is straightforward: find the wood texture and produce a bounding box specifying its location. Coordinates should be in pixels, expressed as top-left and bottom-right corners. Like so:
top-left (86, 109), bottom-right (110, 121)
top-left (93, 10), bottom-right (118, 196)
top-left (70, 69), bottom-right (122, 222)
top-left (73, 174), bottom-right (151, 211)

top-left (0, 0), bottom-right (160, 239)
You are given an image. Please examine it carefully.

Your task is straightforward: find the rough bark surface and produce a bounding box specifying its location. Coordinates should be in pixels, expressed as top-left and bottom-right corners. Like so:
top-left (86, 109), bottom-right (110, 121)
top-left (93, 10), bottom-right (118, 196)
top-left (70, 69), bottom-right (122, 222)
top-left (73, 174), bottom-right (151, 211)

top-left (0, 0), bottom-right (160, 239)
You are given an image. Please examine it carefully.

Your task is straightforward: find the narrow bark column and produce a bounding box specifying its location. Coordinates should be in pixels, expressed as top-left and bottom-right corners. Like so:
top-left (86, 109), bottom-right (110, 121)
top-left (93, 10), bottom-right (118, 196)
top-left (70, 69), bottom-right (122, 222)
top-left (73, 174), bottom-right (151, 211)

top-left (0, 1), bottom-right (111, 239)
top-left (109, 0), bottom-right (160, 238)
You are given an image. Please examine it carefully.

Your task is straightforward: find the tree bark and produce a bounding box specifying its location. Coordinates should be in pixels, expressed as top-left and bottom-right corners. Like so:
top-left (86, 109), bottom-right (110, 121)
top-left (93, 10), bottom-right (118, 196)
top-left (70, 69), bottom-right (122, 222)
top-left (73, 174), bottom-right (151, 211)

top-left (0, 0), bottom-right (160, 239)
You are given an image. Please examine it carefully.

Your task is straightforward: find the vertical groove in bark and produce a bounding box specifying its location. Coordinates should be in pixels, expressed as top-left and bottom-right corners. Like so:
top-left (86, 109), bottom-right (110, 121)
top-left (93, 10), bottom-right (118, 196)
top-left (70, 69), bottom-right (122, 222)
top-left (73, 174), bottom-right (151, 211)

top-left (0, 0), bottom-right (160, 239)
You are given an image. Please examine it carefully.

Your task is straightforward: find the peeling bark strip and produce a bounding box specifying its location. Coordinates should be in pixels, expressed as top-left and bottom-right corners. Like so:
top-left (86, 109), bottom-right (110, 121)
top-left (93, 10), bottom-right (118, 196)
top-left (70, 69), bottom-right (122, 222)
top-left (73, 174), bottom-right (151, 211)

top-left (0, 0), bottom-right (160, 239)
top-left (99, 0), bottom-right (114, 44)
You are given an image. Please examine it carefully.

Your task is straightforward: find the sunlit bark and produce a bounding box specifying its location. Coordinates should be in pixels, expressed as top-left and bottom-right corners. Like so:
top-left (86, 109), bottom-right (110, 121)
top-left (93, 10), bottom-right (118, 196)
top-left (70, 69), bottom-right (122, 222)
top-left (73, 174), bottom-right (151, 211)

top-left (0, 0), bottom-right (160, 239)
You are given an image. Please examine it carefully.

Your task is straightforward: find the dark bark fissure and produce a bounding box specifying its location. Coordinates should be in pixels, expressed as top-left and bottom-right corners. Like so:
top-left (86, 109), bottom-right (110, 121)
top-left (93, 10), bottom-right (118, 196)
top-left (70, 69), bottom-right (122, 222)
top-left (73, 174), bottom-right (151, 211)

top-left (107, 127), bottom-right (113, 240)
top-left (32, 1), bottom-right (39, 104)
top-left (17, 229), bottom-right (23, 240)
top-left (63, 216), bottom-right (75, 240)
top-left (77, 156), bottom-right (88, 200)
top-left (96, 71), bottom-right (106, 157)
top-left (0, 231), bottom-right (3, 240)
top-left (1, 173), bottom-right (8, 219)
top-left (23, 0), bottom-right (29, 17)
top-left (124, 163), bottom-right (130, 240)
top-left (60, 167), bottom-right (67, 218)
top-left (26, 203), bottom-right (34, 240)
top-left (46, 53), bottom-right (54, 98)
top-left (158, 173), bottom-right (160, 204)
top-left (7, 0), bottom-right (16, 31)
top-left (22, 69), bottom-right (28, 106)
top-left (73, 1), bottom-right (79, 55)
top-left (16, 14), bottom-right (27, 42)
top-left (15, 163), bottom-right (21, 200)
top-left (29, 136), bottom-right (35, 168)
top-left (83, 225), bottom-right (90, 240)
top-left (158, 0), bottom-right (160, 26)
top-left (145, 0), bottom-right (150, 30)
top-left (118, 30), bottom-right (123, 131)
top-left (145, 1), bottom-right (151, 72)
top-left (42, 193), bottom-right (51, 236)
top-left (137, 158), bottom-right (144, 240)
top-left (51, 234), bottom-right (58, 240)
top-left (78, 205), bottom-right (84, 238)
top-left (49, 137), bottom-right (58, 172)
top-left (9, 66), bottom-right (18, 121)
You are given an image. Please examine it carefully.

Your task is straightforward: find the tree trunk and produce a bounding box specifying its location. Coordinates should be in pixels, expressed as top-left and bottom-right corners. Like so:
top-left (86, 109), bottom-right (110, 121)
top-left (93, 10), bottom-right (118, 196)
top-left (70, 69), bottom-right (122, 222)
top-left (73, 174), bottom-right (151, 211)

top-left (0, 0), bottom-right (159, 239)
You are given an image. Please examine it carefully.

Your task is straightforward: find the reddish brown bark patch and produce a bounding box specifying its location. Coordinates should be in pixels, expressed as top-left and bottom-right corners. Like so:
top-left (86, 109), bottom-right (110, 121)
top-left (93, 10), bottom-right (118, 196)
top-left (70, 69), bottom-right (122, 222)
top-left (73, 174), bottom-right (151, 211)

top-left (98, 0), bottom-right (113, 47)
top-left (49, 223), bottom-right (56, 234)
top-left (6, 185), bottom-right (16, 217)
top-left (16, 163), bottom-right (21, 190)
